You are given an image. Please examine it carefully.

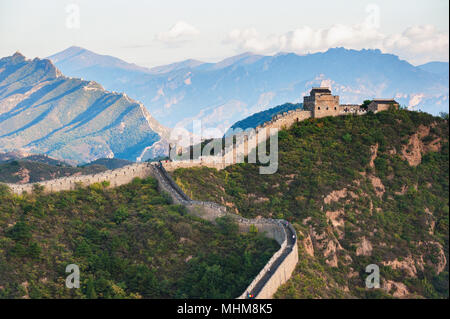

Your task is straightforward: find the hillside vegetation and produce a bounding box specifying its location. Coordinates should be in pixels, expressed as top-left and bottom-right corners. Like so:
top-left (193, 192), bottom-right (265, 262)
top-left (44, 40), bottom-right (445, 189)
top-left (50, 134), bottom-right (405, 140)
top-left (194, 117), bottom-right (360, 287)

top-left (0, 177), bottom-right (278, 299)
top-left (173, 109), bottom-right (449, 298)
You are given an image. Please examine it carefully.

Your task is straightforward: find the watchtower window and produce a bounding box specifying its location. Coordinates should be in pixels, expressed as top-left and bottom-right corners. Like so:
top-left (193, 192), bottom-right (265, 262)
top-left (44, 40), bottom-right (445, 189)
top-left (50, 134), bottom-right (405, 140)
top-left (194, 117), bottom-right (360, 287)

top-left (326, 107), bottom-right (329, 110)
top-left (334, 107), bottom-right (337, 110)
top-left (318, 107), bottom-right (321, 110)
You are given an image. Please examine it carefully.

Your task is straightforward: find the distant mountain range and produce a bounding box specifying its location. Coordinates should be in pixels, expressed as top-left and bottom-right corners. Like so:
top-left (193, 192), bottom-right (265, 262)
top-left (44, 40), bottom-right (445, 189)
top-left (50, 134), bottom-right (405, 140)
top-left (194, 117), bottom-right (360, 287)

top-left (49, 47), bottom-right (449, 135)
top-left (0, 52), bottom-right (169, 164)
top-left (417, 62), bottom-right (449, 75)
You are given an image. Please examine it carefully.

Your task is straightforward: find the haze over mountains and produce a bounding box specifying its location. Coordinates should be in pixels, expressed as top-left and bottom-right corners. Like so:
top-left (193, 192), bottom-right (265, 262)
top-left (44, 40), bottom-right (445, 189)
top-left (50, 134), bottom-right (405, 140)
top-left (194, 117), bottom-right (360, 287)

top-left (49, 46), bottom-right (449, 135)
top-left (0, 52), bottom-right (169, 164)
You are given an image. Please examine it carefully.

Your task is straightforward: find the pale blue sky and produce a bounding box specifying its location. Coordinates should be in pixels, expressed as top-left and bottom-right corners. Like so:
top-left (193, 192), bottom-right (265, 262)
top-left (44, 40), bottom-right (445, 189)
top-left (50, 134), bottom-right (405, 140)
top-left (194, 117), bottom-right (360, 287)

top-left (0, 0), bottom-right (448, 66)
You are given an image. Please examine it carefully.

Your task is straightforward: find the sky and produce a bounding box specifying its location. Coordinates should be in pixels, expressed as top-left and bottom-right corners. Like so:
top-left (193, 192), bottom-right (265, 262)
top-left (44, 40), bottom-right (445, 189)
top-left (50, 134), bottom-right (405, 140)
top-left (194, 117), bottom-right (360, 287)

top-left (0, 0), bottom-right (448, 67)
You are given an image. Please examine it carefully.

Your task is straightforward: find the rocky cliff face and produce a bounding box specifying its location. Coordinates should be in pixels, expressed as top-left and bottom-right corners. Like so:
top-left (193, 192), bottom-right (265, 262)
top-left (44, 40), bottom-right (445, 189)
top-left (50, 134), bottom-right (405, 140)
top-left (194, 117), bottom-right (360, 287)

top-left (0, 52), bottom-right (168, 163)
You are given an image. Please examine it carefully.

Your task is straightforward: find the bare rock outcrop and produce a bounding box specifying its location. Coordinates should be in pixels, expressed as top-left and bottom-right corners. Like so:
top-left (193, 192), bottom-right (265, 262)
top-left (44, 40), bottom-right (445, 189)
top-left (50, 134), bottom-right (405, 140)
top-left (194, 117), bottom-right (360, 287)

top-left (355, 237), bottom-right (373, 256)
top-left (369, 175), bottom-right (385, 198)
top-left (324, 188), bottom-right (348, 205)
top-left (382, 255), bottom-right (421, 277)
top-left (369, 143), bottom-right (378, 169)
top-left (302, 233), bottom-right (315, 257)
top-left (401, 124), bottom-right (441, 167)
top-left (383, 280), bottom-right (410, 298)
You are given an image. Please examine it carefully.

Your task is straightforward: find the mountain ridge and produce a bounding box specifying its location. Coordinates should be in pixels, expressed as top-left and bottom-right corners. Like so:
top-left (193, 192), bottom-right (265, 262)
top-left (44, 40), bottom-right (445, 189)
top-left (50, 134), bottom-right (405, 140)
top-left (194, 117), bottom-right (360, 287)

top-left (0, 52), bottom-right (168, 163)
top-left (49, 47), bottom-right (449, 135)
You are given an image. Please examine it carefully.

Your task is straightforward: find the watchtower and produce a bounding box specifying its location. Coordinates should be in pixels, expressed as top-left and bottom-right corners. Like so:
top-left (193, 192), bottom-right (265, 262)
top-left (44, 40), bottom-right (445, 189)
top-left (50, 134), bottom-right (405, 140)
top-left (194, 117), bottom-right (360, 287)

top-left (303, 87), bottom-right (340, 118)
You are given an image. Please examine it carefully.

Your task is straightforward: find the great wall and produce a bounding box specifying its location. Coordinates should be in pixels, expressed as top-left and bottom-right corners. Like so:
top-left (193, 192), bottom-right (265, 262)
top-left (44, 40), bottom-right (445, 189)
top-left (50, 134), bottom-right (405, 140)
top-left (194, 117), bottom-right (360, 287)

top-left (2, 161), bottom-right (299, 299)
top-left (163, 108), bottom-right (312, 172)
top-left (1, 87), bottom-right (399, 298)
top-left (163, 87), bottom-right (398, 172)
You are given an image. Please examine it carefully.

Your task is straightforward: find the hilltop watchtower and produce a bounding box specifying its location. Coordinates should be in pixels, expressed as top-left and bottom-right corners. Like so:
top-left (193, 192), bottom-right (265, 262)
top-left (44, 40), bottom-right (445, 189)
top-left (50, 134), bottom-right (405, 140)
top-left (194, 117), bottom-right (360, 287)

top-left (367, 99), bottom-right (399, 112)
top-left (303, 87), bottom-right (340, 118)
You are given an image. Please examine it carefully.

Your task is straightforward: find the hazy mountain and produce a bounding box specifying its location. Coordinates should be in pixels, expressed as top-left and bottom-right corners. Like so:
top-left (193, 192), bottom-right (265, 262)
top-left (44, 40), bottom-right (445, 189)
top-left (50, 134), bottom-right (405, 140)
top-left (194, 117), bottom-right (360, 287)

top-left (49, 47), bottom-right (449, 135)
top-left (148, 58), bottom-right (206, 74)
top-left (417, 62), bottom-right (449, 76)
top-left (0, 52), bottom-right (169, 163)
top-left (48, 46), bottom-right (152, 75)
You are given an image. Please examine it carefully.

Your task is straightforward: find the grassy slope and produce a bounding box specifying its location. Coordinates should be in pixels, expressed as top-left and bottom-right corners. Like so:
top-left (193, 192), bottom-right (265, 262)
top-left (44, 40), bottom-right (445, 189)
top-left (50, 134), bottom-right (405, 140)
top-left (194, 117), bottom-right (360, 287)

top-left (172, 110), bottom-right (449, 298)
top-left (0, 177), bottom-right (278, 299)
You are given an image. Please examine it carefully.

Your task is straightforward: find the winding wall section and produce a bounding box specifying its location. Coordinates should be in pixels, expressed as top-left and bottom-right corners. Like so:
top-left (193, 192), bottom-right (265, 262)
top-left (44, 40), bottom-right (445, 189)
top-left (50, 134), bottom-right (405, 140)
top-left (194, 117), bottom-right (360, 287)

top-left (150, 162), bottom-right (298, 299)
top-left (2, 162), bottom-right (298, 299)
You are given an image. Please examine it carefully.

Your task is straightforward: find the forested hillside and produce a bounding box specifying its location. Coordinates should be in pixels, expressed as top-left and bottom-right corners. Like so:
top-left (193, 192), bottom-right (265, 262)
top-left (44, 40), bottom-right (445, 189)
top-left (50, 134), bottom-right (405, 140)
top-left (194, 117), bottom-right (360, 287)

top-left (0, 177), bottom-right (277, 298)
top-left (173, 109), bottom-right (449, 298)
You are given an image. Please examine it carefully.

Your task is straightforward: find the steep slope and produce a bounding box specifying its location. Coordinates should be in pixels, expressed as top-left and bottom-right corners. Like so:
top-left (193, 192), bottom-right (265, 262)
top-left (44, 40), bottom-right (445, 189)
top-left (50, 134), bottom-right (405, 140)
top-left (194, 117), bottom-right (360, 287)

top-left (172, 109), bottom-right (449, 299)
top-left (0, 52), bottom-right (168, 163)
top-left (50, 47), bottom-right (448, 133)
top-left (226, 102), bottom-right (302, 135)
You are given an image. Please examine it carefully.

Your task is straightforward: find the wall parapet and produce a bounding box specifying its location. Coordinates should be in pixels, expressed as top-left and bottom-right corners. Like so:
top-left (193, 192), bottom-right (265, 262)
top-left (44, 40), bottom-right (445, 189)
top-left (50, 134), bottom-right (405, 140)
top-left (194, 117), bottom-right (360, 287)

top-left (2, 163), bottom-right (154, 195)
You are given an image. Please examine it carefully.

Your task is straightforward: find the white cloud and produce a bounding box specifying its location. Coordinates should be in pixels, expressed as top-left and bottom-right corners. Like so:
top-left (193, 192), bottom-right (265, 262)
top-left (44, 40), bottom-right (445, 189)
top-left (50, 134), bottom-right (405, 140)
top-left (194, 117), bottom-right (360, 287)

top-left (156, 21), bottom-right (199, 44)
top-left (224, 23), bottom-right (449, 64)
top-left (383, 25), bottom-right (449, 64)
top-left (408, 93), bottom-right (425, 110)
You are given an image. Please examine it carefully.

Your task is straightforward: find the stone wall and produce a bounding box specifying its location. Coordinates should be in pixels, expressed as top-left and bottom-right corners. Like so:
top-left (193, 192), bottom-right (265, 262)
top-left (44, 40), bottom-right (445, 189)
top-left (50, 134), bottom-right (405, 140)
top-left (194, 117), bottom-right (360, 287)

top-left (2, 160), bottom-right (299, 299)
top-left (4, 163), bottom-right (153, 195)
top-left (161, 159), bottom-right (227, 172)
top-left (260, 109), bottom-right (312, 130)
top-left (248, 223), bottom-right (299, 299)
top-left (311, 94), bottom-right (341, 118)
top-left (151, 162), bottom-right (298, 299)
top-left (163, 109), bottom-right (312, 172)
